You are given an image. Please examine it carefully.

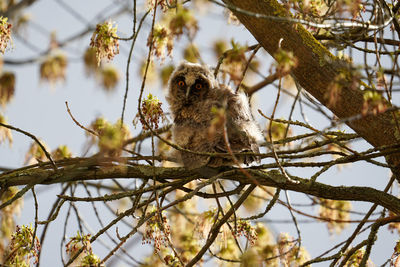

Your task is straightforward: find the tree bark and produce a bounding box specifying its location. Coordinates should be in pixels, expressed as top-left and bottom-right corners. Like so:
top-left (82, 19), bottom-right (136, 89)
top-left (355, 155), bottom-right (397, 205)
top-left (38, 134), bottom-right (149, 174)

top-left (223, 0), bottom-right (400, 166)
top-left (1, 161), bottom-right (400, 214)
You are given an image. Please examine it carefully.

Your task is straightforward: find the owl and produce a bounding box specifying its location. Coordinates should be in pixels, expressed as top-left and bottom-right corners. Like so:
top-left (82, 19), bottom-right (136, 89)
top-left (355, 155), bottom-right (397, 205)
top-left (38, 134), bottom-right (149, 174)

top-left (166, 61), bottom-right (263, 169)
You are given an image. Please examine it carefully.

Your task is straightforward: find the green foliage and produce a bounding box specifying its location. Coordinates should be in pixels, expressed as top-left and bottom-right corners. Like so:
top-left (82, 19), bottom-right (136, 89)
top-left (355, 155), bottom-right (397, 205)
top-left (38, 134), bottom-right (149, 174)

top-left (273, 49), bottom-right (298, 75)
top-left (342, 248), bottom-right (373, 267)
top-left (90, 20), bottom-right (119, 65)
top-left (234, 220), bottom-right (257, 245)
top-left (148, 24), bottom-right (174, 61)
top-left (136, 93), bottom-right (166, 131)
top-left (0, 16), bottom-right (12, 54)
top-left (213, 39), bottom-right (228, 58)
top-left (278, 233), bottom-right (311, 266)
top-left (4, 224), bottom-right (40, 266)
top-left (319, 198), bottom-right (351, 234)
top-left (183, 43), bottom-right (200, 63)
top-left (24, 140), bottom-right (50, 165)
top-left (40, 53), bottom-right (68, 84)
top-left (167, 6), bottom-right (198, 38)
top-left (0, 0), bottom-right (398, 266)
top-left (362, 90), bottom-right (388, 115)
top-left (0, 187), bottom-right (23, 251)
top-left (0, 113), bottom-right (12, 145)
top-left (0, 71), bottom-right (15, 106)
top-left (99, 64), bottom-right (120, 91)
top-left (266, 119), bottom-right (291, 142)
top-left (83, 47), bottom-right (99, 76)
top-left (160, 64), bottom-right (175, 86)
top-left (98, 121), bottom-right (130, 156)
top-left (88, 117), bottom-right (131, 156)
top-left (142, 206), bottom-right (171, 253)
top-left (66, 232), bottom-right (101, 267)
top-left (51, 145), bottom-right (72, 160)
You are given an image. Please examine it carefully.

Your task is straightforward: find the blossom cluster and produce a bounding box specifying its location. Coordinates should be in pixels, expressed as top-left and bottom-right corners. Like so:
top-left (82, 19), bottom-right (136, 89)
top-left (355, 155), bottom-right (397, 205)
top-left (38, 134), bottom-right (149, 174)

top-left (142, 207), bottom-right (171, 253)
top-left (90, 20), bottom-right (119, 65)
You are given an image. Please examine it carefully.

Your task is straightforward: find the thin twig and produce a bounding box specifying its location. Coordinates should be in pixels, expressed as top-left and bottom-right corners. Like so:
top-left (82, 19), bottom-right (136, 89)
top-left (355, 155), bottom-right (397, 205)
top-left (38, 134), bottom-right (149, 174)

top-left (120, 9), bottom-right (151, 126)
top-left (30, 187), bottom-right (39, 251)
top-left (235, 44), bottom-right (261, 93)
top-left (0, 122), bottom-right (56, 170)
top-left (65, 101), bottom-right (98, 137)
top-left (186, 184), bottom-right (256, 267)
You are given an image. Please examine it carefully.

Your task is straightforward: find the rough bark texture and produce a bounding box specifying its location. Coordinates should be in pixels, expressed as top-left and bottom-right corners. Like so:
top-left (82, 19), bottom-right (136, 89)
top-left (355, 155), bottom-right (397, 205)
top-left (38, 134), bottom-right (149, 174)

top-left (223, 0), bottom-right (400, 165)
top-left (1, 162), bottom-right (400, 213)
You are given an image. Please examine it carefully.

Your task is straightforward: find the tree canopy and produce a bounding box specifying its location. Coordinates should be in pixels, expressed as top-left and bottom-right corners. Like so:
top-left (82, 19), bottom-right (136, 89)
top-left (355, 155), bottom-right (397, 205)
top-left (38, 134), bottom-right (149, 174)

top-left (0, 0), bottom-right (400, 266)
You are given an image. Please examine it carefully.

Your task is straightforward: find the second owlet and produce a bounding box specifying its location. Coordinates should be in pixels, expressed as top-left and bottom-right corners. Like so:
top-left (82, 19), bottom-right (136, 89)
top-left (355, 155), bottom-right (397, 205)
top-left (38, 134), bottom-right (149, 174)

top-left (166, 62), bottom-right (263, 169)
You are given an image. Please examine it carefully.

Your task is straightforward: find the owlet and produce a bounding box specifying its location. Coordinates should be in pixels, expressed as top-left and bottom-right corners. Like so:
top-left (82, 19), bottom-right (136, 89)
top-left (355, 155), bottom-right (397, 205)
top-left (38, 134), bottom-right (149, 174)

top-left (166, 62), bottom-right (263, 169)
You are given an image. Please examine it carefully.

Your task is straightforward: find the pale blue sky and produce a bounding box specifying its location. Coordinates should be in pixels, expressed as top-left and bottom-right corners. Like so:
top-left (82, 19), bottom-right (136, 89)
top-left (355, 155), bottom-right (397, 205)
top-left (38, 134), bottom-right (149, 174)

top-left (0, 0), bottom-right (398, 266)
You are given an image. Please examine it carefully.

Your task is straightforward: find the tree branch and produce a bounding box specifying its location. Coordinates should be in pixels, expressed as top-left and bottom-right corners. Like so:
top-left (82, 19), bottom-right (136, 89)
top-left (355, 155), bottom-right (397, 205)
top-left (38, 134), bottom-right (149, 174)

top-left (222, 0), bottom-right (400, 167)
top-left (1, 0), bottom-right (38, 17)
top-left (1, 160), bottom-right (400, 214)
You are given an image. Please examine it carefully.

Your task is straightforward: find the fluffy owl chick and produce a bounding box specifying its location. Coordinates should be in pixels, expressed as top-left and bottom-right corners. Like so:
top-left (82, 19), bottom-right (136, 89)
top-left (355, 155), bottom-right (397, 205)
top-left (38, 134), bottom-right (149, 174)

top-left (166, 61), bottom-right (263, 169)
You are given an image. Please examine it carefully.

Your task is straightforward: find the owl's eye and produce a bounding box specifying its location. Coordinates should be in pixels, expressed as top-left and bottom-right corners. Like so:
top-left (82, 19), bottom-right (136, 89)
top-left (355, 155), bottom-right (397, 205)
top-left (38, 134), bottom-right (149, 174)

top-left (195, 83), bottom-right (202, 90)
top-left (178, 80), bottom-right (185, 87)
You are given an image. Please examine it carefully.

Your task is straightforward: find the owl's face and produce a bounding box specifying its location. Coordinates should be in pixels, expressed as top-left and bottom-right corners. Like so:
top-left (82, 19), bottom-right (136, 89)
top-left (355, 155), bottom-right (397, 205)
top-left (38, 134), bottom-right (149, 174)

top-left (167, 62), bottom-right (217, 105)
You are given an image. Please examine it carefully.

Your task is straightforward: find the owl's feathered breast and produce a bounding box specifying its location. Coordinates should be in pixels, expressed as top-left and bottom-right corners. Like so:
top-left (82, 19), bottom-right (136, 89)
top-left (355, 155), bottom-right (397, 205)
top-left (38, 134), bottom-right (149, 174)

top-left (172, 90), bottom-right (224, 125)
top-left (166, 62), bottom-right (262, 168)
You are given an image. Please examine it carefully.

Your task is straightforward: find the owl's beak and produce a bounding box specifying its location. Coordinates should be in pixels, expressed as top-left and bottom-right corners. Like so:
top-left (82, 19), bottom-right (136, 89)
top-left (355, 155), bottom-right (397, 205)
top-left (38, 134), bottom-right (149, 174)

top-left (185, 87), bottom-right (191, 99)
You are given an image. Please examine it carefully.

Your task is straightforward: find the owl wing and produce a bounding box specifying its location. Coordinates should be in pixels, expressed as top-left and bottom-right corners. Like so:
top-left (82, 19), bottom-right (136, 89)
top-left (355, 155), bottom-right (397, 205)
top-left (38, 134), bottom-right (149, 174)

top-left (213, 87), bottom-right (263, 165)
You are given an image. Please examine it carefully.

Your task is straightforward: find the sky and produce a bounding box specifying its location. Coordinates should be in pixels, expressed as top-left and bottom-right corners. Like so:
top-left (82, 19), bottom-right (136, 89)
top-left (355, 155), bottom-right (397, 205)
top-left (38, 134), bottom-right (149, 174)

top-left (0, 0), bottom-right (398, 266)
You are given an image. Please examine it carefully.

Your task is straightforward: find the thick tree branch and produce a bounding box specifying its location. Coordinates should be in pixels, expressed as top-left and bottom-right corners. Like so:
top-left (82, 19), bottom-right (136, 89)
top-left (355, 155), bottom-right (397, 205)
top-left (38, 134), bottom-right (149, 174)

top-left (1, 160), bottom-right (399, 214)
top-left (222, 0), bottom-right (400, 166)
top-left (243, 72), bottom-right (281, 96)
